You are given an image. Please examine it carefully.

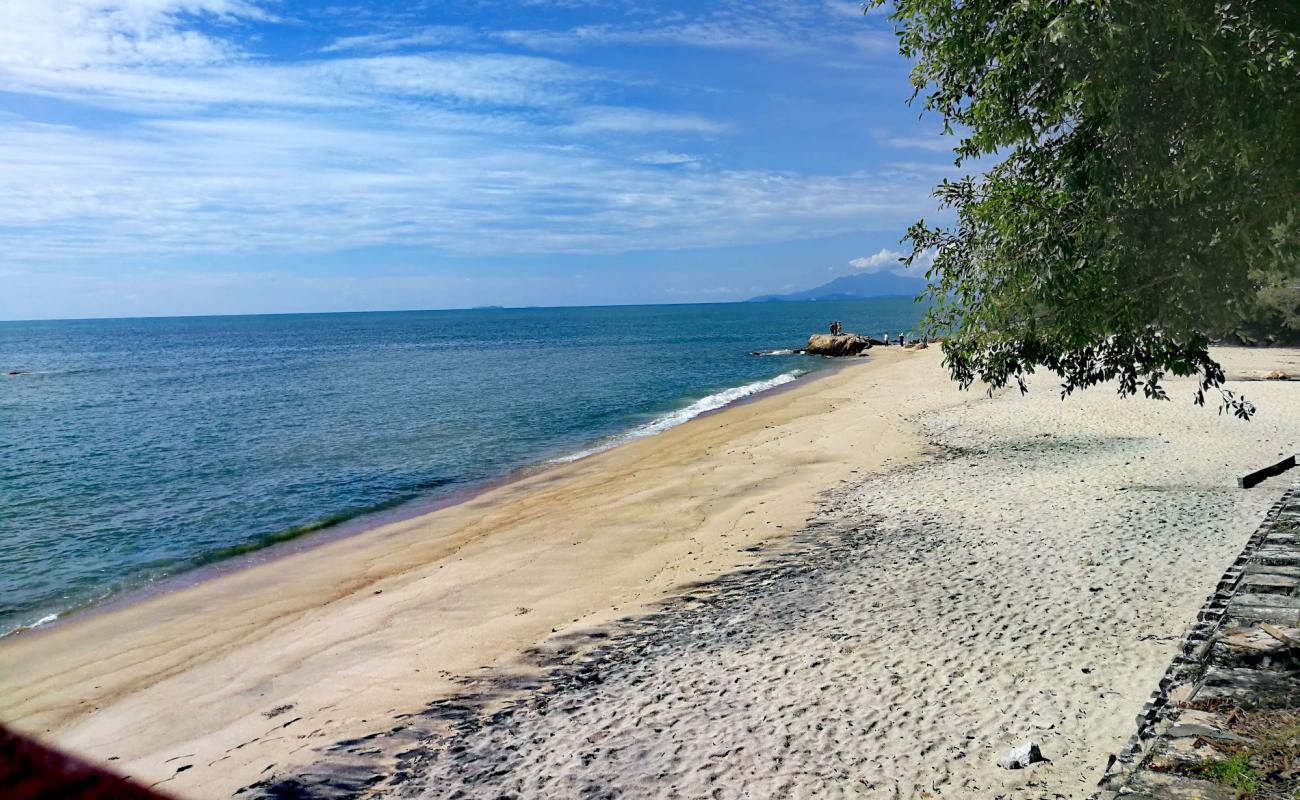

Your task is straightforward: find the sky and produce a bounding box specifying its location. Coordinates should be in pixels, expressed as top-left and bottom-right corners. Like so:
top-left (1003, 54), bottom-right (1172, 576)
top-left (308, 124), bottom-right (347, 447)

top-left (0, 0), bottom-right (960, 320)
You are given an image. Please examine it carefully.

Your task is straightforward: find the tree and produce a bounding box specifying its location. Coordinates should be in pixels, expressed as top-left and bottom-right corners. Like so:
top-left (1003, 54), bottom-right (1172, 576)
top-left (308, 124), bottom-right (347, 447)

top-left (874, 0), bottom-right (1300, 417)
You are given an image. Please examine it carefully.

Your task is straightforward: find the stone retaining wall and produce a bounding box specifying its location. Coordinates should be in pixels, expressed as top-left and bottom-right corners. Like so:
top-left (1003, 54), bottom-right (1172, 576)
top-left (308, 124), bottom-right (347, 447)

top-left (1094, 480), bottom-right (1300, 799)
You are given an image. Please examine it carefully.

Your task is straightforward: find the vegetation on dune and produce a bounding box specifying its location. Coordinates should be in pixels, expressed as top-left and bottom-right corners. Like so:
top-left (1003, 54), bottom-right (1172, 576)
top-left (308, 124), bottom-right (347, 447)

top-left (874, 0), bottom-right (1300, 417)
top-left (1164, 703), bottom-right (1300, 798)
top-left (1194, 753), bottom-right (1262, 797)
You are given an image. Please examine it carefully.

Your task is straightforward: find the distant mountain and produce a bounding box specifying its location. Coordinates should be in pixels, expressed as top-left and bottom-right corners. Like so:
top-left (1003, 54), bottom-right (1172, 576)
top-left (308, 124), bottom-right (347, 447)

top-left (746, 271), bottom-right (925, 302)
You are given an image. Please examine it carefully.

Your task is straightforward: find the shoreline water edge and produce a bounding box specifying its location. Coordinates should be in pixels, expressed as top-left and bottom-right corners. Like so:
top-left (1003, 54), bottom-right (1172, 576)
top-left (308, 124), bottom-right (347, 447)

top-left (1, 302), bottom-right (924, 640)
top-left (2, 346), bottom-right (1298, 799)
top-left (3, 361), bottom-right (848, 640)
top-left (0, 347), bottom-right (928, 797)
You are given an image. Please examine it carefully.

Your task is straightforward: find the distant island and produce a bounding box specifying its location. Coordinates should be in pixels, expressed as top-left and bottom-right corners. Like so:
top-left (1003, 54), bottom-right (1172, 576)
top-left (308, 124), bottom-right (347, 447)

top-left (746, 271), bottom-right (925, 302)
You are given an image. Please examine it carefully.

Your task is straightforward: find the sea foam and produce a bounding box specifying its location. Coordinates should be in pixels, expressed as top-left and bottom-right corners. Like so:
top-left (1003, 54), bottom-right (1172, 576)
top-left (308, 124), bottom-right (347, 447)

top-left (7, 612), bottom-right (60, 637)
top-left (553, 370), bottom-right (806, 463)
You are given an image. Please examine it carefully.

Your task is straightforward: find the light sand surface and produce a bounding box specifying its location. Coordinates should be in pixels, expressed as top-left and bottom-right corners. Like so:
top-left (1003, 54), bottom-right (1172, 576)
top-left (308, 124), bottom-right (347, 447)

top-left (0, 348), bottom-right (942, 798)
top-left (395, 347), bottom-right (1300, 799)
top-left (2, 347), bottom-right (1298, 799)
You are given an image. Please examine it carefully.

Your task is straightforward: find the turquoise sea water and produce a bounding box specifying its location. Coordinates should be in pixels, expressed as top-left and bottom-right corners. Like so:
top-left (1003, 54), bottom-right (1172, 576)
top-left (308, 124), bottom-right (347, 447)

top-left (0, 300), bottom-right (924, 635)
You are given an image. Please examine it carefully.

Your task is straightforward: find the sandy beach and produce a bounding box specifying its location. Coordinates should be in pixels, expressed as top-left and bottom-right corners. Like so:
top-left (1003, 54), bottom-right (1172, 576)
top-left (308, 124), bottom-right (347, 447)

top-left (3, 345), bottom-right (1299, 799)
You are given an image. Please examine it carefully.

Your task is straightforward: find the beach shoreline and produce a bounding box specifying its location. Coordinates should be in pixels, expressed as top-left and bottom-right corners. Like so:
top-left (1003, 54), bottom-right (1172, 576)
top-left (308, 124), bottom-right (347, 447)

top-left (2, 355), bottom-right (854, 642)
top-left (3, 345), bottom-right (1298, 799)
top-left (0, 346), bottom-right (934, 798)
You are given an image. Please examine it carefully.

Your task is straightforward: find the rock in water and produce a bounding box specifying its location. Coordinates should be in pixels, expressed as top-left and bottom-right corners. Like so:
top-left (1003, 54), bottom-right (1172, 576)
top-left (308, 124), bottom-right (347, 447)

top-left (806, 333), bottom-right (871, 357)
top-left (997, 741), bottom-right (1046, 769)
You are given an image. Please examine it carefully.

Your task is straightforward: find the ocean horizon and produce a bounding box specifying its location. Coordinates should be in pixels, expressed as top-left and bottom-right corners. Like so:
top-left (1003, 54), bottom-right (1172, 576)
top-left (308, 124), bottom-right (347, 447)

top-left (3, 295), bottom-right (931, 326)
top-left (0, 298), bottom-right (924, 636)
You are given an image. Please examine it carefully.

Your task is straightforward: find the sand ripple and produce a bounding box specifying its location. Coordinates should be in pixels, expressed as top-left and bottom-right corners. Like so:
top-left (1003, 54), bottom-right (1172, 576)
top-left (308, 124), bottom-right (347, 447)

top-left (395, 365), bottom-right (1300, 799)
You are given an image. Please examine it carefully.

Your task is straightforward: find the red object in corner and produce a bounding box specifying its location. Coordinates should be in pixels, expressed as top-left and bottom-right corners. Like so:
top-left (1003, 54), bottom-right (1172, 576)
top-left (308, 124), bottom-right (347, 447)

top-left (0, 724), bottom-right (173, 800)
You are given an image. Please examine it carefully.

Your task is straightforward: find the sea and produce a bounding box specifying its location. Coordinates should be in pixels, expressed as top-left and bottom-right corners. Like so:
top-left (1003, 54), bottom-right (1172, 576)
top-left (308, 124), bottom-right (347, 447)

top-left (0, 299), bottom-right (925, 636)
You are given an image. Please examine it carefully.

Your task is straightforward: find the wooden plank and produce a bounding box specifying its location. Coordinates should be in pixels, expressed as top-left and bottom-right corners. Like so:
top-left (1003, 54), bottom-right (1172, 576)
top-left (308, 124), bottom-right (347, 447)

top-left (1238, 454), bottom-right (1297, 489)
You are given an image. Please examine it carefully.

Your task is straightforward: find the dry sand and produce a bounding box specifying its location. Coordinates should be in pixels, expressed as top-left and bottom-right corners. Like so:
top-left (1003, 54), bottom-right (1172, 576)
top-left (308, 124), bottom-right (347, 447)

top-left (2, 346), bottom-right (1299, 799)
top-left (396, 347), bottom-right (1300, 800)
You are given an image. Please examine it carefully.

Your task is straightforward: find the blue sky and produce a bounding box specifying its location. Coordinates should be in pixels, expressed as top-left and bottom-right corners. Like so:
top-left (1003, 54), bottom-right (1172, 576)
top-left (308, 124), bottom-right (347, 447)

top-left (0, 0), bottom-right (958, 320)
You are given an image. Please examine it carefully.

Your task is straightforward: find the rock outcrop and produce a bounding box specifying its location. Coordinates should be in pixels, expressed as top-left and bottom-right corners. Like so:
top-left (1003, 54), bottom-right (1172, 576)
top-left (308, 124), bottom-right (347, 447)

top-left (997, 741), bottom-right (1047, 770)
top-left (805, 333), bottom-right (872, 357)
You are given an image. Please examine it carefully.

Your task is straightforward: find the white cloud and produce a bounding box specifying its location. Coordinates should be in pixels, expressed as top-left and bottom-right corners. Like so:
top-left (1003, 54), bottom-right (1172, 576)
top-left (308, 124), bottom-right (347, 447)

top-left (850, 247), bottom-right (936, 276)
top-left (493, 28), bottom-right (595, 52)
top-left (568, 107), bottom-right (728, 135)
top-left (874, 122), bottom-right (970, 155)
top-left (0, 0), bottom-right (270, 70)
top-left (849, 248), bottom-right (905, 271)
top-left (321, 54), bottom-right (588, 107)
top-left (1, 52), bottom-right (593, 113)
top-left (638, 151), bottom-right (698, 165)
top-left (885, 135), bottom-right (954, 153)
top-left (0, 115), bottom-right (940, 260)
top-left (320, 26), bottom-right (475, 54)
top-left (0, 0), bottom-right (951, 284)
top-left (490, 1), bottom-right (894, 60)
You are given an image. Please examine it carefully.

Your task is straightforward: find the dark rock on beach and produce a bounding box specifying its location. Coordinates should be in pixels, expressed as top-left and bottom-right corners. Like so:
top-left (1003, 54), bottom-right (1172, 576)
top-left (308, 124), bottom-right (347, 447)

top-left (997, 740), bottom-right (1047, 769)
top-left (805, 333), bottom-right (872, 357)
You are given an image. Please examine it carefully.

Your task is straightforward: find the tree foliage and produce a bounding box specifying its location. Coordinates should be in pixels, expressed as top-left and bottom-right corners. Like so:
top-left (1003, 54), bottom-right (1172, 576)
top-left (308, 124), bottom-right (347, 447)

top-left (875, 0), bottom-right (1300, 417)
